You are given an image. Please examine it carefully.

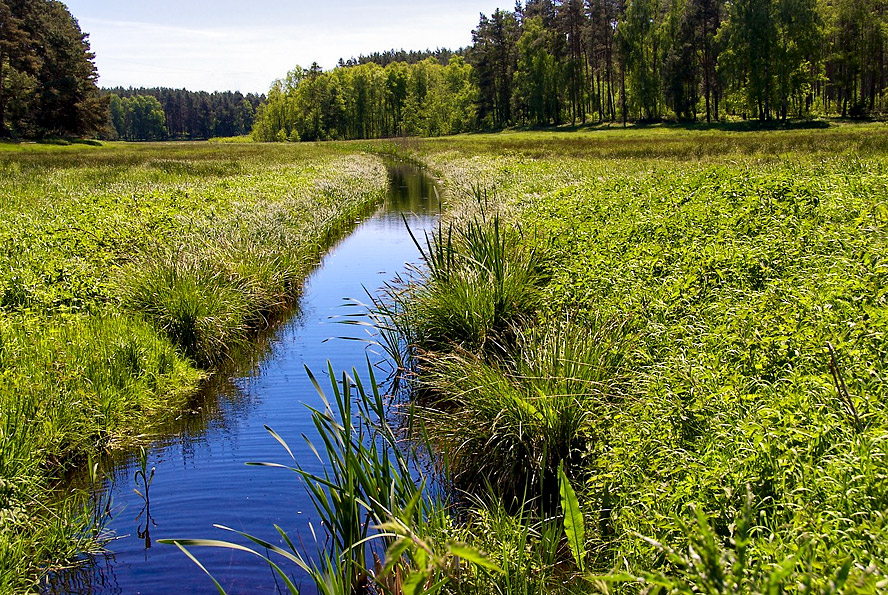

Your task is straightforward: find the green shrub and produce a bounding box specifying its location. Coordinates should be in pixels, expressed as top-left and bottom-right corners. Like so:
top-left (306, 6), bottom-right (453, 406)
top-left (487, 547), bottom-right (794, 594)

top-left (393, 209), bottom-right (549, 357)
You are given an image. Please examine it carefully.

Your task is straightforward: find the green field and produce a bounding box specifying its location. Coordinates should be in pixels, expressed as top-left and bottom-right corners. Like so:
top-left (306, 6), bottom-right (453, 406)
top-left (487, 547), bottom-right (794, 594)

top-left (2, 124), bottom-right (887, 593)
top-left (368, 123), bottom-right (888, 593)
top-left (0, 141), bottom-right (387, 592)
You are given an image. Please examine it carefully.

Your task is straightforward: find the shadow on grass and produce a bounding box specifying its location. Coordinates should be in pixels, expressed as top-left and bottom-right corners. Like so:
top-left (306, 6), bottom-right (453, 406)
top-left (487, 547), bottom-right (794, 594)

top-left (490, 117), bottom-right (839, 134)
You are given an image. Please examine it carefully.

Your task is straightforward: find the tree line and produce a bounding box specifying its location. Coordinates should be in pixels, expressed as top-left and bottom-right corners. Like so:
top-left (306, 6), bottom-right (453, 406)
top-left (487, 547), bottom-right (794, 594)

top-left (251, 58), bottom-right (477, 141)
top-left (3, 0), bottom-right (885, 141)
top-left (339, 47), bottom-right (468, 68)
top-left (466, 0), bottom-right (886, 124)
top-left (0, 0), bottom-right (105, 138)
top-left (255, 0), bottom-right (887, 140)
top-left (103, 88), bottom-right (263, 140)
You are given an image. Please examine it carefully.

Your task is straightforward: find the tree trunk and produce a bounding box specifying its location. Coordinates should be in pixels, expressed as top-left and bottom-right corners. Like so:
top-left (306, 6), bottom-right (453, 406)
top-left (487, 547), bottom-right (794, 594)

top-left (621, 64), bottom-right (627, 126)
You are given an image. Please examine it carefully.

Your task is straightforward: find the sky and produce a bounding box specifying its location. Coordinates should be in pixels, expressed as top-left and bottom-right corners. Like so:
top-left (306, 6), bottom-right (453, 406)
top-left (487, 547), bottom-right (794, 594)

top-left (64, 0), bottom-right (507, 95)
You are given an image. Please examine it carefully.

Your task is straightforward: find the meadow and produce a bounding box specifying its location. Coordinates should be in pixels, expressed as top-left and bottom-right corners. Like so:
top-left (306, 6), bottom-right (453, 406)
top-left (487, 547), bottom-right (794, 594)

top-left (164, 124), bottom-right (888, 594)
top-left (3, 122), bottom-right (887, 594)
top-left (0, 141), bottom-right (387, 592)
top-left (372, 122), bottom-right (888, 593)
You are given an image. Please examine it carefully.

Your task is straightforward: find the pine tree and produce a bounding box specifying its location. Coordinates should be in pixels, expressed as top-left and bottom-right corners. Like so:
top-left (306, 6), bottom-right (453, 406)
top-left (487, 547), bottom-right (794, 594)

top-left (1, 0), bottom-right (106, 137)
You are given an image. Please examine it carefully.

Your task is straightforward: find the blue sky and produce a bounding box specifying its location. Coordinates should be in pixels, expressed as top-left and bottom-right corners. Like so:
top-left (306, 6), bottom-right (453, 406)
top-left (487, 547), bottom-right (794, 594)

top-left (65, 0), bottom-right (506, 94)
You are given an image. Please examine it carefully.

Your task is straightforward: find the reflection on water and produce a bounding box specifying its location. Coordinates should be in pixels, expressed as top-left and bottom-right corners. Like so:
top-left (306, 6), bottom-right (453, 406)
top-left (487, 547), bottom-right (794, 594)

top-left (46, 159), bottom-right (439, 595)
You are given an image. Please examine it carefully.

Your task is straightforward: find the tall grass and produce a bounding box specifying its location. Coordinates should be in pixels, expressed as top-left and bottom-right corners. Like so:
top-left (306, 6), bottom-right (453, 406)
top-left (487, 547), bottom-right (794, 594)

top-left (162, 363), bottom-right (499, 594)
top-left (0, 142), bottom-right (388, 592)
top-left (413, 317), bottom-right (632, 511)
top-left (120, 257), bottom-right (255, 367)
top-left (385, 199), bottom-right (549, 358)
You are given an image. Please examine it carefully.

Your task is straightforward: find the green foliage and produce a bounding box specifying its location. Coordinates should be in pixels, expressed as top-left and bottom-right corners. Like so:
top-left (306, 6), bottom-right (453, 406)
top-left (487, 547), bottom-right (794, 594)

top-left (252, 57), bottom-right (477, 142)
top-left (103, 87), bottom-right (262, 140)
top-left (108, 94), bottom-right (167, 140)
top-left (410, 316), bottom-right (631, 509)
top-left (395, 125), bottom-right (888, 591)
top-left (558, 462), bottom-right (585, 574)
top-left (254, 0), bottom-right (885, 133)
top-left (0, 141), bottom-right (388, 591)
top-left (120, 257), bottom-right (254, 367)
top-left (389, 206), bottom-right (549, 355)
top-left (0, 0), bottom-right (106, 138)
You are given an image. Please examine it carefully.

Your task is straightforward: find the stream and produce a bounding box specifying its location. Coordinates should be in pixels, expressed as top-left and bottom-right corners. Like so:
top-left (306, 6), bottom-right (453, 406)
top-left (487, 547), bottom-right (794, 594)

top-left (50, 161), bottom-right (439, 594)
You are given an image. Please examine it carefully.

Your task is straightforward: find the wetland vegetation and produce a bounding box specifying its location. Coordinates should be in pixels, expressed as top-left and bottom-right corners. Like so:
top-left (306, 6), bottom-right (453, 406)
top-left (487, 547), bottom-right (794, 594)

top-left (0, 141), bottom-right (386, 592)
top-left (1, 123), bottom-right (887, 594)
top-left (160, 122), bottom-right (888, 594)
top-left (377, 124), bottom-right (888, 593)
top-left (3, 0), bottom-right (887, 591)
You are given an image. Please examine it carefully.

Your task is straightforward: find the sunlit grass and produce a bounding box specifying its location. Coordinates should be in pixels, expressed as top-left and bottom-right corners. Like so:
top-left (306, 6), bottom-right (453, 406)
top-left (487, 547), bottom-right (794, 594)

top-left (363, 123), bottom-right (888, 592)
top-left (0, 141), bottom-right (387, 592)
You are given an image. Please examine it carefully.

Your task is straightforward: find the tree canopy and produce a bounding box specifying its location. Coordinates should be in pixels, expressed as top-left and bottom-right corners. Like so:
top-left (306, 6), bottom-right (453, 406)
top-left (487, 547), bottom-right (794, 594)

top-left (254, 0), bottom-right (887, 140)
top-left (251, 58), bottom-right (476, 142)
top-left (103, 88), bottom-right (263, 140)
top-left (0, 0), bottom-right (105, 137)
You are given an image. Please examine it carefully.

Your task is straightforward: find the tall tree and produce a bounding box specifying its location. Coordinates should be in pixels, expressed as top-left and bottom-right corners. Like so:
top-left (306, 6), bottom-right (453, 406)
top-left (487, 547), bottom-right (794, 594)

top-left (687, 0), bottom-right (724, 121)
top-left (555, 0), bottom-right (588, 123)
top-left (718, 0), bottom-right (777, 119)
top-left (1, 0), bottom-right (105, 137)
top-left (619, 0), bottom-right (664, 120)
top-left (513, 16), bottom-right (561, 124)
top-left (0, 0), bottom-right (38, 136)
top-left (662, 0), bottom-right (701, 120)
top-left (587, 0), bottom-right (623, 121)
top-left (470, 9), bottom-right (520, 128)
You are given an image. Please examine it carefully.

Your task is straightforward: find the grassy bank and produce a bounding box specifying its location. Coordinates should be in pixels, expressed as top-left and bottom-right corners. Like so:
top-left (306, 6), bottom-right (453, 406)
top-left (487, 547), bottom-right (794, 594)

top-left (362, 123), bottom-right (888, 592)
top-left (0, 141), bottom-right (387, 592)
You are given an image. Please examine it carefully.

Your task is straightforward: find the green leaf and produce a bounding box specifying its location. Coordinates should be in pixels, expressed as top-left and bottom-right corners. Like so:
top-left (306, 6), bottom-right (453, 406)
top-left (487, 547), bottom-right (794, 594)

top-left (559, 461), bottom-right (586, 573)
top-left (403, 570), bottom-right (427, 595)
top-left (447, 542), bottom-right (503, 573)
top-left (382, 537), bottom-right (413, 577)
top-left (264, 425), bottom-right (295, 461)
top-left (166, 541), bottom-right (228, 595)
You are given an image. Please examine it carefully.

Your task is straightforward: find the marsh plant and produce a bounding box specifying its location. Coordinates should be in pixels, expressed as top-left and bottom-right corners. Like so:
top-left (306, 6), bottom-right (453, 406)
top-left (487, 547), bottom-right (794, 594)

top-left (412, 316), bottom-right (633, 510)
top-left (389, 202), bottom-right (549, 357)
top-left (0, 142), bottom-right (387, 590)
top-left (161, 362), bottom-right (500, 594)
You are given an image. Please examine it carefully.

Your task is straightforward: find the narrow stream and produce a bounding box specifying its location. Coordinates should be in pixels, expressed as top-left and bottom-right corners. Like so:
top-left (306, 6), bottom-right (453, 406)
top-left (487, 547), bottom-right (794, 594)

top-left (52, 161), bottom-right (439, 594)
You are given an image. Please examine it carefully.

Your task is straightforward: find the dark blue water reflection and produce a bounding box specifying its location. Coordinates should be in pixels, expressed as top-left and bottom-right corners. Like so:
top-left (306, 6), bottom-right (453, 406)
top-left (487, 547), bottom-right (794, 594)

top-left (52, 162), bottom-right (439, 594)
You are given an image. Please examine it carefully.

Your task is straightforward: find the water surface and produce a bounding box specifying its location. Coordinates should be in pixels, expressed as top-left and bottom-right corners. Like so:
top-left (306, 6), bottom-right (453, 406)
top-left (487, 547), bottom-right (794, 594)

top-left (53, 161), bottom-right (438, 594)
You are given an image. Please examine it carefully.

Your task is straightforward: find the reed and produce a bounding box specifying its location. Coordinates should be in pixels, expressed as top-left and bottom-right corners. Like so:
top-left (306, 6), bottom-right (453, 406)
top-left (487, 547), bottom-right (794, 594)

top-left (413, 316), bottom-right (632, 510)
top-left (162, 362), bottom-right (499, 594)
top-left (386, 202), bottom-right (549, 359)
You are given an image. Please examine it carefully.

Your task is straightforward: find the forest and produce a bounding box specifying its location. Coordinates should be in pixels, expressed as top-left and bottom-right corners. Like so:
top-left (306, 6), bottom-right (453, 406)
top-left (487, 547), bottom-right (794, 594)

top-left (253, 0), bottom-right (888, 141)
top-left (0, 0), bottom-right (105, 138)
top-left (103, 88), bottom-right (264, 140)
top-left (4, 0), bottom-right (887, 141)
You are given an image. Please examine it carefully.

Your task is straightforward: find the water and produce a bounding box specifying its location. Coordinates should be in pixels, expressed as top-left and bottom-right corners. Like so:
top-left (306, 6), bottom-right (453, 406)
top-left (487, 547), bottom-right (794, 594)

top-left (51, 161), bottom-right (439, 594)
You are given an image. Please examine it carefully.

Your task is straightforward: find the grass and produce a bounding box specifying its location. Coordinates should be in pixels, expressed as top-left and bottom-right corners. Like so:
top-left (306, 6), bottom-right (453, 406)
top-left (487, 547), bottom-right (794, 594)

top-left (384, 205), bottom-right (549, 358)
top-left (150, 123), bottom-right (888, 594)
top-left (0, 140), bottom-right (388, 592)
top-left (355, 122), bottom-right (888, 592)
top-left (409, 316), bottom-right (632, 512)
top-left (12, 122), bottom-right (888, 593)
